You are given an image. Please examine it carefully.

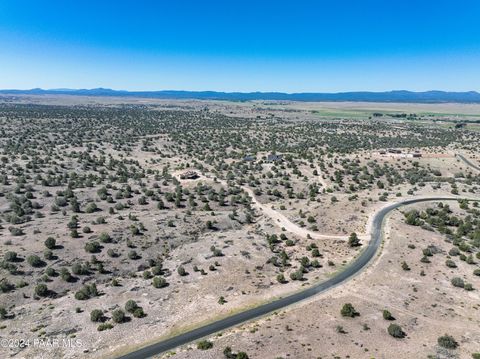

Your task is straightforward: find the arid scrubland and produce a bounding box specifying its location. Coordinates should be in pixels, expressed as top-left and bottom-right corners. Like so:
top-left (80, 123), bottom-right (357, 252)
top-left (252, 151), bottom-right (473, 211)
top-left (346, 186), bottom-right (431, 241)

top-left (0, 97), bottom-right (479, 359)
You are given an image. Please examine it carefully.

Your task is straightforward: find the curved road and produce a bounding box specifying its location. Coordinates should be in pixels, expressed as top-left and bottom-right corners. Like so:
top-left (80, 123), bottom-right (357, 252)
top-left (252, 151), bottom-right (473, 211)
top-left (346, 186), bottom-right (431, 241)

top-left (118, 196), bottom-right (477, 359)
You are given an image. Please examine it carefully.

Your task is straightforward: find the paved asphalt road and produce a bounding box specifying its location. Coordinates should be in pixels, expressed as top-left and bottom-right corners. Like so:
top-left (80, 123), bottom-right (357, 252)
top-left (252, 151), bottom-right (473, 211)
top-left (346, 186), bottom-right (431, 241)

top-left (118, 196), bottom-right (477, 359)
top-left (456, 153), bottom-right (480, 171)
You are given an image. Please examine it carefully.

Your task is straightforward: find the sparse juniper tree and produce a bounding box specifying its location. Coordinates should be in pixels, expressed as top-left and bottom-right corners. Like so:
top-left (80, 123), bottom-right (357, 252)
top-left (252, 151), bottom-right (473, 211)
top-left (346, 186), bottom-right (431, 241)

top-left (44, 237), bottom-right (56, 249)
top-left (177, 266), bottom-right (187, 276)
top-left (387, 323), bottom-right (405, 338)
top-left (35, 283), bottom-right (49, 297)
top-left (437, 334), bottom-right (458, 349)
top-left (90, 309), bottom-right (104, 322)
top-left (152, 276), bottom-right (167, 288)
top-left (348, 232), bottom-right (361, 247)
top-left (383, 310), bottom-right (395, 320)
top-left (112, 309), bottom-right (126, 323)
top-left (341, 303), bottom-right (359, 317)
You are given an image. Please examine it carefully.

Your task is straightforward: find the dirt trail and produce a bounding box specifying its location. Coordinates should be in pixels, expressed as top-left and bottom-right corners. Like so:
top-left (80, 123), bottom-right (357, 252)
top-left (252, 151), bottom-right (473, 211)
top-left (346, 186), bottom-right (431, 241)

top-left (236, 183), bottom-right (347, 240)
top-left (174, 171), bottom-right (363, 241)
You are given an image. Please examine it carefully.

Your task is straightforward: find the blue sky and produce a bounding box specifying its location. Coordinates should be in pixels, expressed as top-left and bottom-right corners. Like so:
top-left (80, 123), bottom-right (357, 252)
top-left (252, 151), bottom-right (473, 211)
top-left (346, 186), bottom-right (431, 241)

top-left (1, 0), bottom-right (479, 92)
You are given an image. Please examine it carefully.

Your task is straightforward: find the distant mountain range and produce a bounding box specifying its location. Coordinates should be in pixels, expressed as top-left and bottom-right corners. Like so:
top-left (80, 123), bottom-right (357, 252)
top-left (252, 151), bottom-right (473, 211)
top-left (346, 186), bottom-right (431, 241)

top-left (1, 88), bottom-right (480, 103)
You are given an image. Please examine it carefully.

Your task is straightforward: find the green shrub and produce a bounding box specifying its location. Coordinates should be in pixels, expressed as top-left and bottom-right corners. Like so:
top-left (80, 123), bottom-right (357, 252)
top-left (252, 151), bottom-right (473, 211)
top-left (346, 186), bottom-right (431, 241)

top-left (445, 259), bottom-right (457, 268)
top-left (44, 250), bottom-right (53, 260)
top-left (125, 300), bottom-right (138, 313)
top-left (60, 268), bottom-right (74, 282)
top-left (383, 310), bottom-right (394, 320)
top-left (8, 227), bottom-right (24, 236)
top-left (437, 334), bottom-right (458, 349)
top-left (98, 233), bottom-right (111, 243)
top-left (289, 270), bottom-right (303, 281)
top-left (152, 276), bottom-right (167, 288)
top-left (35, 284), bottom-right (49, 297)
top-left (45, 267), bottom-right (56, 277)
top-left (44, 237), bottom-right (56, 249)
top-left (451, 277), bottom-right (464, 288)
top-left (112, 309), bottom-right (126, 323)
top-left (85, 202), bottom-right (98, 213)
top-left (4, 251), bottom-right (18, 262)
top-left (177, 266), bottom-right (187, 276)
top-left (107, 249), bottom-right (118, 258)
top-left (449, 247), bottom-right (460, 256)
top-left (90, 309), bottom-right (104, 322)
top-left (84, 241), bottom-right (101, 253)
top-left (341, 303), bottom-right (359, 318)
top-left (218, 296), bottom-right (226, 305)
top-left (387, 323), bottom-right (405, 338)
top-left (128, 250), bottom-right (139, 260)
top-left (197, 340), bottom-right (213, 350)
top-left (0, 279), bottom-right (14, 293)
top-left (151, 264), bottom-right (163, 275)
top-left (348, 232), bottom-right (361, 247)
top-left (420, 256), bottom-right (430, 263)
top-left (97, 323), bottom-right (113, 331)
top-left (224, 346), bottom-right (249, 358)
top-left (74, 283), bottom-right (98, 300)
top-left (312, 248), bottom-right (321, 257)
top-left (27, 255), bottom-right (44, 267)
top-left (72, 262), bottom-right (89, 275)
top-left (133, 307), bottom-right (145, 318)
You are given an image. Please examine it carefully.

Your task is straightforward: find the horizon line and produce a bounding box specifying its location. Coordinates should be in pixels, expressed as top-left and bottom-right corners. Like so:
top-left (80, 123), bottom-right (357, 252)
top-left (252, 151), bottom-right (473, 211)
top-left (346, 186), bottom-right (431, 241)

top-left (1, 87), bottom-right (480, 94)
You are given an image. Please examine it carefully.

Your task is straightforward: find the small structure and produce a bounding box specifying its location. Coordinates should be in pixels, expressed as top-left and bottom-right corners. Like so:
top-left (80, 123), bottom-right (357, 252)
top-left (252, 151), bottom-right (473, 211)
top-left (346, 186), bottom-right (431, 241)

top-left (243, 155), bottom-right (256, 162)
top-left (412, 152), bottom-right (422, 158)
top-left (455, 123), bottom-right (466, 129)
top-left (387, 148), bottom-right (402, 154)
top-left (266, 154), bottom-right (283, 162)
top-left (180, 170), bottom-right (199, 180)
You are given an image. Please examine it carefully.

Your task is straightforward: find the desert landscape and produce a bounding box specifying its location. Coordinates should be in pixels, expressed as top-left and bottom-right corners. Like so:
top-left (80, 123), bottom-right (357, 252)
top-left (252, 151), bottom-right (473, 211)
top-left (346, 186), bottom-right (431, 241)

top-left (0, 96), bottom-right (478, 359)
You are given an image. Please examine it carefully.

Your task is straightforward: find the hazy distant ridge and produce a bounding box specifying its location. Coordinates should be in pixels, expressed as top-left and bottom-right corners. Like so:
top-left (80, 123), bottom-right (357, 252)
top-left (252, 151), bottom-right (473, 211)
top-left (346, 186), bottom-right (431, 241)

top-left (1, 88), bottom-right (480, 103)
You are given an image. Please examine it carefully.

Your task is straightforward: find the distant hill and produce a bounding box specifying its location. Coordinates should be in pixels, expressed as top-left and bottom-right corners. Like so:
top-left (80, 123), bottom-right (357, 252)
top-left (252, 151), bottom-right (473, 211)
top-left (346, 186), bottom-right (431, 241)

top-left (1, 88), bottom-right (480, 103)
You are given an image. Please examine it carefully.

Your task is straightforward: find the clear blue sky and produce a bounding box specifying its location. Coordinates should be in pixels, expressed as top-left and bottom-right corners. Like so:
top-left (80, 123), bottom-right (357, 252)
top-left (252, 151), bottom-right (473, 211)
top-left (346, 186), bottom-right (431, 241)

top-left (1, 0), bottom-right (479, 92)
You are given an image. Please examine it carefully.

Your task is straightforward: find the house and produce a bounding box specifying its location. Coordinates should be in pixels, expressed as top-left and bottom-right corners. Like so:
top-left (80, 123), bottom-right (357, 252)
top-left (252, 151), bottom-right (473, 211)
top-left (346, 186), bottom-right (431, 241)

top-left (180, 170), bottom-right (199, 180)
top-left (266, 154), bottom-right (283, 162)
top-left (387, 148), bottom-right (402, 154)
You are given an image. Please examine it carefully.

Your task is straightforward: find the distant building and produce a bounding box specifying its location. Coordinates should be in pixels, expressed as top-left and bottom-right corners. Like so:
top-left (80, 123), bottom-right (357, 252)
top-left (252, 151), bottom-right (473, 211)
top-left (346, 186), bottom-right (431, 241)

top-left (387, 149), bottom-right (402, 154)
top-left (412, 152), bottom-right (422, 158)
top-left (243, 155), bottom-right (256, 162)
top-left (266, 154), bottom-right (283, 162)
top-left (180, 170), bottom-right (199, 180)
